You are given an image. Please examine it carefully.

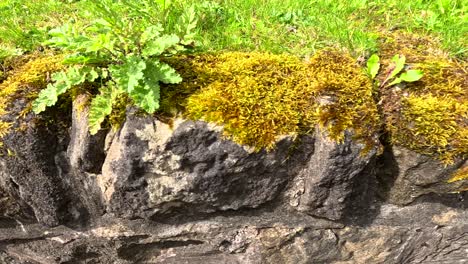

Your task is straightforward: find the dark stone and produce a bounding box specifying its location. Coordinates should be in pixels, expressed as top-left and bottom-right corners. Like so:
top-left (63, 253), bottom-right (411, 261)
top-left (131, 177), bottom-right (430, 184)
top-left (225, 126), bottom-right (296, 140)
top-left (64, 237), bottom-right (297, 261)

top-left (288, 129), bottom-right (378, 221)
top-left (0, 98), bottom-right (467, 263)
top-left (382, 146), bottom-right (467, 205)
top-left (100, 110), bottom-right (314, 219)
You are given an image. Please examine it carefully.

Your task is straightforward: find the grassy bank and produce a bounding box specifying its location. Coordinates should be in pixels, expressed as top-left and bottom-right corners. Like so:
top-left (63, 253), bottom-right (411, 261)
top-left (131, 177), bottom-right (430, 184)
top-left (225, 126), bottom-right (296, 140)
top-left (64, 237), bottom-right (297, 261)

top-left (1, 0), bottom-right (466, 58)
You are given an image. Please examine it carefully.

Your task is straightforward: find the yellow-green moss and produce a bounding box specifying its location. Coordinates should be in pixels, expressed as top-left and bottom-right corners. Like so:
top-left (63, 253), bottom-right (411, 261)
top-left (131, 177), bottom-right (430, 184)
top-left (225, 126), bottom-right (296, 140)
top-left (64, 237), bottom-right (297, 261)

top-left (163, 50), bottom-right (380, 151)
top-left (0, 53), bottom-right (65, 139)
top-left (390, 94), bottom-right (467, 163)
top-left (378, 32), bottom-right (467, 164)
top-left (448, 166), bottom-right (468, 183)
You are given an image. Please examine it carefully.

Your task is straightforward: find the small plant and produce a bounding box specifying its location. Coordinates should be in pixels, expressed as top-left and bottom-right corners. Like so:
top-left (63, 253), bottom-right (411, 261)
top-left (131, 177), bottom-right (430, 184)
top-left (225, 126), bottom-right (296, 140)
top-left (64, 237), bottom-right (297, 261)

top-left (367, 54), bottom-right (424, 88)
top-left (32, 0), bottom-right (197, 134)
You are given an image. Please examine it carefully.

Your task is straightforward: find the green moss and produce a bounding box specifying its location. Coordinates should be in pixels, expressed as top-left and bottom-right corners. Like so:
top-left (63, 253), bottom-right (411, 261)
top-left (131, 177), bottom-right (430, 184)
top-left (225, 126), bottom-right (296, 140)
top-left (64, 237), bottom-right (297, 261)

top-left (162, 50), bottom-right (380, 151)
top-left (388, 94), bottom-right (467, 163)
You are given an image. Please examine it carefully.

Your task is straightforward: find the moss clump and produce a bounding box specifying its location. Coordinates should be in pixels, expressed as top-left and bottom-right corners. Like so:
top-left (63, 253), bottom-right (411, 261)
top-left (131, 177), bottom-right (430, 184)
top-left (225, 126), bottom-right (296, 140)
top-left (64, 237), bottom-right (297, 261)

top-left (389, 94), bottom-right (467, 163)
top-left (378, 33), bottom-right (467, 164)
top-left (163, 50), bottom-right (380, 150)
top-left (307, 50), bottom-right (380, 148)
top-left (0, 53), bottom-right (65, 140)
top-left (378, 31), bottom-right (449, 63)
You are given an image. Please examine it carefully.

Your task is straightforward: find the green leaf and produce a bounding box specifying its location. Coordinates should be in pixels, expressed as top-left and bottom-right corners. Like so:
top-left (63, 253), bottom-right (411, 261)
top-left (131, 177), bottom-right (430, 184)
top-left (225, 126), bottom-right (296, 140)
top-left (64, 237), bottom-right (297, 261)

top-left (62, 66), bottom-right (88, 87)
top-left (145, 60), bottom-right (182, 85)
top-left (88, 85), bottom-right (116, 135)
top-left (81, 67), bottom-right (100, 82)
top-left (140, 24), bottom-right (164, 45)
top-left (387, 77), bottom-right (402, 87)
top-left (32, 66), bottom-right (93, 114)
top-left (366, 54), bottom-right (380, 79)
top-left (62, 54), bottom-right (108, 65)
top-left (109, 55), bottom-right (146, 93)
top-left (129, 82), bottom-right (160, 113)
top-left (388, 54), bottom-right (406, 81)
top-left (142, 34), bottom-right (180, 57)
top-left (399, 69), bottom-right (424, 82)
top-left (32, 84), bottom-right (58, 114)
top-left (157, 63), bottom-right (182, 84)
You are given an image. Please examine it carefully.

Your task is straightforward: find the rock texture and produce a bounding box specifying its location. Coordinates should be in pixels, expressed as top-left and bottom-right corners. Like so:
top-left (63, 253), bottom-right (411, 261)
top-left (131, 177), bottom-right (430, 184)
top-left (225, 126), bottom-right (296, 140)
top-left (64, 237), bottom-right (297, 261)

top-left (0, 100), bottom-right (467, 263)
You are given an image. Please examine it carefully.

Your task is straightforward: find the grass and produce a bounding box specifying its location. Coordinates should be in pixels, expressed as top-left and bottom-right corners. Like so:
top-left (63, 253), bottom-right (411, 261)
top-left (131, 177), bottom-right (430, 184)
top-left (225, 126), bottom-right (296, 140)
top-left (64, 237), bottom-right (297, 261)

top-left (0, 0), bottom-right (466, 58)
top-left (0, 0), bottom-right (79, 51)
top-left (190, 0), bottom-right (467, 58)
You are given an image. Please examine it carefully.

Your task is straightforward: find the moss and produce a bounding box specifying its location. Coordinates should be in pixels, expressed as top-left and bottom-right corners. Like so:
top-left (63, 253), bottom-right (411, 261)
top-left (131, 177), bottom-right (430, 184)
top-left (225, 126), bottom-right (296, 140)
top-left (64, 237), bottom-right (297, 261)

top-left (448, 166), bottom-right (468, 183)
top-left (378, 32), bottom-right (467, 164)
top-left (0, 46), bottom-right (464, 166)
top-left (378, 31), bottom-right (449, 63)
top-left (0, 52), bottom-right (65, 140)
top-left (389, 94), bottom-right (467, 163)
top-left (162, 50), bottom-right (380, 151)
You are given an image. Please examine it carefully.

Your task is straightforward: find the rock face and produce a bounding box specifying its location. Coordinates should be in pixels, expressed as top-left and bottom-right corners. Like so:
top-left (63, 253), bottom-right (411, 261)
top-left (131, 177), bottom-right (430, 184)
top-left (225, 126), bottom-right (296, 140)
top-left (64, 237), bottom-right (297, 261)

top-left (0, 99), bottom-right (467, 263)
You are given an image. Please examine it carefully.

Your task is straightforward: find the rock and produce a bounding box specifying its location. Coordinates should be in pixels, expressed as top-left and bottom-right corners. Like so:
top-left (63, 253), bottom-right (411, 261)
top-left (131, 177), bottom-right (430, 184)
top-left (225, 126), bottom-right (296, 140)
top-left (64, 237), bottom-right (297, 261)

top-left (0, 98), bottom-right (71, 226)
top-left (0, 97), bottom-right (467, 263)
top-left (288, 129), bottom-right (377, 220)
top-left (380, 146), bottom-right (467, 205)
top-left (0, 197), bottom-right (467, 263)
top-left (99, 109), bottom-right (314, 219)
top-left (61, 94), bottom-right (106, 225)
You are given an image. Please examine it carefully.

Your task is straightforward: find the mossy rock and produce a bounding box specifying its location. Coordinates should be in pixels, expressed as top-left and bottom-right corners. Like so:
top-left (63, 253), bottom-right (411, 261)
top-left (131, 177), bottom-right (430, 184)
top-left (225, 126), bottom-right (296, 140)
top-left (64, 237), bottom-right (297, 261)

top-left (162, 50), bottom-right (380, 151)
top-left (0, 52), bottom-right (65, 142)
top-left (376, 32), bottom-right (467, 167)
top-left (0, 47), bottom-right (466, 181)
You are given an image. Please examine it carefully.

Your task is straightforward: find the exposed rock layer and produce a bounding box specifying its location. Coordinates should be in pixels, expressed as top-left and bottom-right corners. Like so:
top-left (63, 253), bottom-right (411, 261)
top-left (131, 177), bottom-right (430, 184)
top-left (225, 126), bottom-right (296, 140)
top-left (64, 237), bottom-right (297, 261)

top-left (0, 99), bottom-right (466, 263)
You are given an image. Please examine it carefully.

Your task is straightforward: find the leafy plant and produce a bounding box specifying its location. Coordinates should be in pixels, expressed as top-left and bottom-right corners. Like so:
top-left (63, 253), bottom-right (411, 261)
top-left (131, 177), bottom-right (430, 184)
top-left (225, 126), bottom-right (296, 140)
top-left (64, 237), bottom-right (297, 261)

top-left (367, 54), bottom-right (424, 88)
top-left (32, 0), bottom-right (197, 134)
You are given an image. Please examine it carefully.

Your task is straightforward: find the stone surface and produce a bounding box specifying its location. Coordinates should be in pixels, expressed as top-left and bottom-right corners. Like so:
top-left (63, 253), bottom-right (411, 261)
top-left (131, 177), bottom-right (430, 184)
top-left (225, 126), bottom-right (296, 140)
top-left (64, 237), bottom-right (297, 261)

top-left (0, 196), bottom-right (467, 263)
top-left (99, 110), bottom-right (313, 220)
top-left (0, 100), bottom-right (467, 263)
top-left (0, 98), bottom-right (71, 226)
top-left (379, 146), bottom-right (467, 205)
top-left (288, 129), bottom-right (377, 220)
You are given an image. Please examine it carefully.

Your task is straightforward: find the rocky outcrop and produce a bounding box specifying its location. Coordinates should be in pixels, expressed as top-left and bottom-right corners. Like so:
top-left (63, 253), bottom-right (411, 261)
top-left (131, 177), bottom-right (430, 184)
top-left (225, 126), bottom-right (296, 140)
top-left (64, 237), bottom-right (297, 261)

top-left (0, 98), bottom-right (466, 263)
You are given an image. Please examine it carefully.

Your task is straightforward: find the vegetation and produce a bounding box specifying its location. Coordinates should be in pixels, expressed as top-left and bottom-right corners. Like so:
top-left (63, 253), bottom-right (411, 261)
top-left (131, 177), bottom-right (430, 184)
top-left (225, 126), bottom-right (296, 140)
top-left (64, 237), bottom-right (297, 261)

top-left (0, 0), bottom-right (466, 181)
top-left (164, 50), bottom-right (379, 150)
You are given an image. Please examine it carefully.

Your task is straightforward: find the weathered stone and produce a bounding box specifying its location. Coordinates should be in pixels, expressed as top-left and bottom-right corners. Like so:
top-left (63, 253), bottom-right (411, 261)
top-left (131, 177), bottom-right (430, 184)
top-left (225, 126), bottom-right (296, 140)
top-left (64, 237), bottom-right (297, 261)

top-left (99, 110), bottom-right (314, 219)
top-left (0, 98), bottom-right (467, 263)
top-left (60, 94), bottom-right (106, 225)
top-left (288, 129), bottom-right (377, 220)
top-left (381, 146), bottom-right (467, 205)
top-left (0, 98), bottom-right (71, 226)
top-left (0, 196), bottom-right (466, 263)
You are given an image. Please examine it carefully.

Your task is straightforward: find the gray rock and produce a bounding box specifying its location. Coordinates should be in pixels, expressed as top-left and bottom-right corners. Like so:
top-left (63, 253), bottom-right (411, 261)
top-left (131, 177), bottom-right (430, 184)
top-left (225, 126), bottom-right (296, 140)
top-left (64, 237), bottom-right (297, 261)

top-left (0, 198), bottom-right (466, 264)
top-left (288, 129), bottom-right (377, 220)
top-left (99, 110), bottom-right (314, 219)
top-left (0, 97), bottom-right (467, 263)
top-left (0, 98), bottom-right (71, 226)
top-left (381, 146), bottom-right (467, 205)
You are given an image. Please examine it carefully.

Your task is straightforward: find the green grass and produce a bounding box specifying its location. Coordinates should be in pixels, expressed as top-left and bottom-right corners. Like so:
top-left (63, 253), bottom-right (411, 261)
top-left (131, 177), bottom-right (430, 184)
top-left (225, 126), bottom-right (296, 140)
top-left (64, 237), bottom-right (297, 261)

top-left (0, 0), bottom-right (466, 58)
top-left (187, 0), bottom-right (466, 58)
top-left (0, 0), bottom-right (79, 51)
